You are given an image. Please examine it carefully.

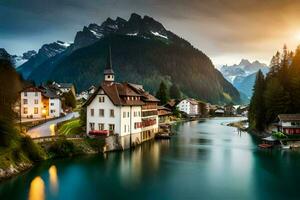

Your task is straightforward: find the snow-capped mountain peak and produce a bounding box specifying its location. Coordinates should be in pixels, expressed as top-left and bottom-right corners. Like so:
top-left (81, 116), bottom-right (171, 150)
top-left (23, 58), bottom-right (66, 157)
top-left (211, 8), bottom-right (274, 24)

top-left (73, 13), bottom-right (169, 50)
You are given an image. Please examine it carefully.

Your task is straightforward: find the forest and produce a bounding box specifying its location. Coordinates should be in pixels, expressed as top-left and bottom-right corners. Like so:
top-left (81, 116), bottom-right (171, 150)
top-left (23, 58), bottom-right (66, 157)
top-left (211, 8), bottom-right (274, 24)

top-left (249, 45), bottom-right (300, 131)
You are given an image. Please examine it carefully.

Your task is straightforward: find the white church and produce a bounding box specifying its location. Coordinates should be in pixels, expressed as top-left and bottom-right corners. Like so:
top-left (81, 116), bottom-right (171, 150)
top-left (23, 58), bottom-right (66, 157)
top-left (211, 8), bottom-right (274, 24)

top-left (84, 48), bottom-right (159, 149)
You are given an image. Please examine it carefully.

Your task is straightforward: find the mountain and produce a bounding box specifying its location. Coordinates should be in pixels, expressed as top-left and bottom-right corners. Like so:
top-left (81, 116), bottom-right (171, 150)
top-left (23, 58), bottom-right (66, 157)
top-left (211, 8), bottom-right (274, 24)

top-left (220, 59), bottom-right (269, 83)
top-left (17, 41), bottom-right (70, 78)
top-left (220, 59), bottom-right (269, 100)
top-left (0, 48), bottom-right (11, 60)
top-left (20, 13), bottom-right (241, 104)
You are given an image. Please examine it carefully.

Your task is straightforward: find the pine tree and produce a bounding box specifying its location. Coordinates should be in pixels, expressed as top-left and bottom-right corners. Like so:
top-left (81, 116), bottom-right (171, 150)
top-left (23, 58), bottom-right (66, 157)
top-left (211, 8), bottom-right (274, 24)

top-left (156, 81), bottom-right (169, 105)
top-left (264, 77), bottom-right (290, 123)
top-left (169, 83), bottom-right (181, 99)
top-left (249, 70), bottom-right (266, 131)
top-left (289, 46), bottom-right (300, 111)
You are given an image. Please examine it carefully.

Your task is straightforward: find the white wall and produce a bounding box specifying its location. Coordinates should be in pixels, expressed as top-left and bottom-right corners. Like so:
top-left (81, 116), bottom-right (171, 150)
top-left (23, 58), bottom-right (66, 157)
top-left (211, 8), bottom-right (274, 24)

top-left (21, 91), bottom-right (43, 118)
top-left (86, 94), bottom-right (121, 134)
top-left (120, 106), bottom-right (142, 136)
top-left (49, 98), bottom-right (61, 118)
top-left (177, 99), bottom-right (198, 115)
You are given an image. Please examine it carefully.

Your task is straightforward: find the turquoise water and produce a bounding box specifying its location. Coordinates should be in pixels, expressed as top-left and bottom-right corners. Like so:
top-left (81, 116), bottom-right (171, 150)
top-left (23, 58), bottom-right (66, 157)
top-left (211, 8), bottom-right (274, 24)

top-left (1, 117), bottom-right (300, 200)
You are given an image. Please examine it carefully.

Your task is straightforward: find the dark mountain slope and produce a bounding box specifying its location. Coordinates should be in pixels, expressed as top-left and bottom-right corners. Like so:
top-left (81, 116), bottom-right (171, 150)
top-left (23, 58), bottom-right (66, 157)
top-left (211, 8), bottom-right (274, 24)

top-left (29, 34), bottom-right (240, 104)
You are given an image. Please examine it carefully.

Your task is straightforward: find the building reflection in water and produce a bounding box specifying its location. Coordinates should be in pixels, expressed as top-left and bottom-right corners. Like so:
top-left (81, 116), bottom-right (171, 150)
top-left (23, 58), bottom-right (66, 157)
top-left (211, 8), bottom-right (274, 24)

top-left (49, 165), bottom-right (59, 195)
top-left (118, 141), bottom-right (169, 186)
top-left (28, 176), bottom-right (45, 200)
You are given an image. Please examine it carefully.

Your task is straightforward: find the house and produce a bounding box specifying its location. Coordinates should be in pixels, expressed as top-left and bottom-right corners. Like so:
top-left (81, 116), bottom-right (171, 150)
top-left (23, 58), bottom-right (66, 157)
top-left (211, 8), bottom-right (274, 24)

top-left (177, 98), bottom-right (199, 116)
top-left (158, 106), bottom-right (172, 123)
top-left (224, 104), bottom-right (236, 116)
top-left (277, 114), bottom-right (300, 135)
top-left (40, 86), bottom-right (62, 118)
top-left (84, 49), bottom-right (159, 149)
top-left (49, 82), bottom-right (76, 97)
top-left (214, 109), bottom-right (225, 116)
top-left (164, 99), bottom-right (178, 110)
top-left (198, 101), bottom-right (209, 117)
top-left (20, 86), bottom-right (62, 119)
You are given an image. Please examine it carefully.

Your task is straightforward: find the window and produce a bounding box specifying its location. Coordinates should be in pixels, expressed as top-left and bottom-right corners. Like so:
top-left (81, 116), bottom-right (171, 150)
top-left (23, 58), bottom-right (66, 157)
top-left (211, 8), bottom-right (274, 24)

top-left (24, 92), bottom-right (27, 96)
top-left (34, 99), bottom-right (39, 104)
top-left (123, 112), bottom-right (126, 118)
top-left (127, 112), bottom-right (130, 117)
top-left (51, 110), bottom-right (55, 113)
top-left (50, 103), bottom-right (54, 106)
top-left (108, 75), bottom-right (110, 78)
top-left (91, 109), bottom-right (94, 116)
top-left (35, 92), bottom-right (38, 96)
top-left (124, 125), bottom-right (126, 132)
top-left (23, 107), bottom-right (28, 114)
top-left (90, 123), bottom-right (95, 131)
top-left (34, 107), bottom-right (38, 114)
top-left (98, 123), bottom-right (104, 130)
top-left (109, 124), bottom-right (115, 133)
top-left (99, 109), bottom-right (104, 117)
top-left (110, 109), bottom-right (114, 117)
top-left (99, 96), bottom-right (105, 102)
top-left (23, 99), bottom-right (28, 104)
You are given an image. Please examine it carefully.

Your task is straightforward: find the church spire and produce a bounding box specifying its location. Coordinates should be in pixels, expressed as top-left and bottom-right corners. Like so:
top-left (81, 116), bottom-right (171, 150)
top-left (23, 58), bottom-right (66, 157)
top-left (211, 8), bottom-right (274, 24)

top-left (104, 46), bottom-right (114, 82)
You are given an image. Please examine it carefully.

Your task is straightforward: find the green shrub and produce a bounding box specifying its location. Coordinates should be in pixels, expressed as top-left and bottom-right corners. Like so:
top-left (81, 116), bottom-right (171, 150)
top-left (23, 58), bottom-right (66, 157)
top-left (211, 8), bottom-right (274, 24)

top-left (272, 131), bottom-right (288, 139)
top-left (21, 136), bottom-right (45, 162)
top-left (0, 119), bottom-right (19, 147)
top-left (49, 137), bottom-right (76, 157)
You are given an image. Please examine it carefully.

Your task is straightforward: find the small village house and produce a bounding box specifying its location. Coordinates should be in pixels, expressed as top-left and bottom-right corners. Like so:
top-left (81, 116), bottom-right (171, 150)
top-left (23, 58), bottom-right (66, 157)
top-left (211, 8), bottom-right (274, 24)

top-left (158, 106), bottom-right (172, 123)
top-left (177, 98), bottom-right (199, 116)
top-left (84, 49), bottom-right (159, 149)
top-left (20, 86), bottom-right (62, 119)
top-left (277, 114), bottom-right (300, 135)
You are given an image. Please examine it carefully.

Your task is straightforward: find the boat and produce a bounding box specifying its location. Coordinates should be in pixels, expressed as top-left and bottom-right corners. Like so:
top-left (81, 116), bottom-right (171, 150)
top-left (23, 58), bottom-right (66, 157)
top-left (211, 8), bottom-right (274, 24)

top-left (258, 143), bottom-right (273, 149)
top-left (155, 133), bottom-right (171, 139)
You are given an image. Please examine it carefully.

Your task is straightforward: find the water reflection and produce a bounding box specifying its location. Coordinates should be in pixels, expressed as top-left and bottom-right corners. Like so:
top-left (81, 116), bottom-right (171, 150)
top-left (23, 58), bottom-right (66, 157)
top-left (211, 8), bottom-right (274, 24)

top-left (118, 141), bottom-right (164, 186)
top-left (49, 165), bottom-right (58, 195)
top-left (28, 176), bottom-right (45, 200)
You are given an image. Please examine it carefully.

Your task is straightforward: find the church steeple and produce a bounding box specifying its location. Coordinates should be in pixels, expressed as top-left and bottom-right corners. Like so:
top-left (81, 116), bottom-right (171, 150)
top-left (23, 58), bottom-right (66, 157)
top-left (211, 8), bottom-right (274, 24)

top-left (103, 46), bottom-right (114, 82)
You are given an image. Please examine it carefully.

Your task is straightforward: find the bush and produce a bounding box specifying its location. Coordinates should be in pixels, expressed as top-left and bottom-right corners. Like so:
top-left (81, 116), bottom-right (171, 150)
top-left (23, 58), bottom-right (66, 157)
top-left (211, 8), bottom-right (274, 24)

top-left (272, 131), bottom-right (287, 139)
top-left (48, 137), bottom-right (76, 157)
top-left (0, 118), bottom-right (19, 147)
top-left (21, 136), bottom-right (45, 162)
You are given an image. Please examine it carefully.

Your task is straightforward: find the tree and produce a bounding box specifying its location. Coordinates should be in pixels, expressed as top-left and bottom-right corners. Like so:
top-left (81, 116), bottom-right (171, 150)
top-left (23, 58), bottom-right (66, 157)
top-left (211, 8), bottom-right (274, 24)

top-left (169, 83), bottom-right (181, 99)
top-left (264, 77), bottom-right (291, 124)
top-left (156, 81), bottom-right (169, 105)
top-left (249, 70), bottom-right (266, 131)
top-left (0, 59), bottom-right (22, 146)
top-left (62, 91), bottom-right (76, 109)
top-left (289, 45), bottom-right (300, 111)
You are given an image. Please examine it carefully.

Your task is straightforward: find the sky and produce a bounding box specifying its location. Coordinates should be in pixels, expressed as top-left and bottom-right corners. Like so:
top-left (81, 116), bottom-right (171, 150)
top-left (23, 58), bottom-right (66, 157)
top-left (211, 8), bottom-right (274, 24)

top-left (1, 0), bottom-right (300, 67)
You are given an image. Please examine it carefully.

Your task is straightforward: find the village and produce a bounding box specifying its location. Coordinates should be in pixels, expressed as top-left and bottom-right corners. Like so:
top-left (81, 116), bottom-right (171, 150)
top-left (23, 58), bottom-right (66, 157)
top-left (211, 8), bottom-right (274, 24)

top-left (14, 50), bottom-right (300, 152)
top-left (15, 49), bottom-right (251, 151)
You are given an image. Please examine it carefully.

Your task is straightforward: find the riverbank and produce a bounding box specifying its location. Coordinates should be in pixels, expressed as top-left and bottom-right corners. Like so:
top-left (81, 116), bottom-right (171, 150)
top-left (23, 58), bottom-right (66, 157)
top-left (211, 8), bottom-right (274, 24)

top-left (226, 119), bottom-right (271, 138)
top-left (0, 136), bottom-right (105, 181)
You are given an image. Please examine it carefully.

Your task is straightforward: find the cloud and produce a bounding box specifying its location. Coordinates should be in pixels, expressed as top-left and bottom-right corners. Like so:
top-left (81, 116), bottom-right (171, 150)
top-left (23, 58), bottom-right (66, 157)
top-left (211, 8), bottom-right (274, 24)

top-left (1, 0), bottom-right (300, 64)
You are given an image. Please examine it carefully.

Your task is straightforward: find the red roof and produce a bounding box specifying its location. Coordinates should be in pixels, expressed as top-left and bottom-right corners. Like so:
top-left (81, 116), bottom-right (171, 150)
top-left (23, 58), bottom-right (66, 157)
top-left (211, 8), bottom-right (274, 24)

top-left (84, 82), bottom-right (145, 107)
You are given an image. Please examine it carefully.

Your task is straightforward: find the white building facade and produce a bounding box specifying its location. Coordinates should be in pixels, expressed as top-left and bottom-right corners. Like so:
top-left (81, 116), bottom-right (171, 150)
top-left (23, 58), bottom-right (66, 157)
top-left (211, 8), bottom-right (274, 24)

top-left (20, 86), bottom-right (62, 119)
top-left (20, 87), bottom-right (44, 118)
top-left (177, 98), bottom-right (199, 116)
top-left (85, 51), bottom-right (159, 149)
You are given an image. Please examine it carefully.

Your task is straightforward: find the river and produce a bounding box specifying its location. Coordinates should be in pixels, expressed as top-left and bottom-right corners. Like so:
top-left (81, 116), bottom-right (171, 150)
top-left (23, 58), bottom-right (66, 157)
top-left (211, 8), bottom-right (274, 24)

top-left (1, 117), bottom-right (300, 200)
